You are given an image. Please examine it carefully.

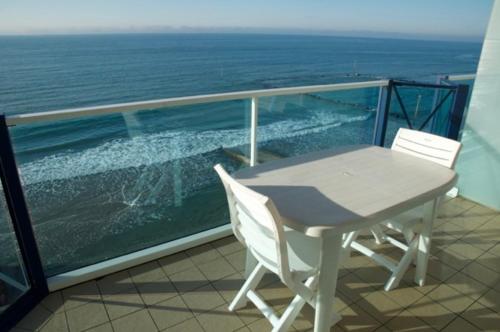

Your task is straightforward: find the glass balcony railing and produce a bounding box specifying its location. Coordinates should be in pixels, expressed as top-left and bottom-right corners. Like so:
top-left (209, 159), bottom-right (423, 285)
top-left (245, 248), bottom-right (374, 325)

top-left (0, 186), bottom-right (29, 312)
top-left (257, 88), bottom-right (380, 158)
top-left (10, 100), bottom-right (253, 276)
top-left (2, 76), bottom-right (474, 289)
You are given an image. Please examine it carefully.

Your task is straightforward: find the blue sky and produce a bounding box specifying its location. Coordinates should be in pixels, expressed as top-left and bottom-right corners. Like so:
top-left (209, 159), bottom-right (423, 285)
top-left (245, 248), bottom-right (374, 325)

top-left (0, 0), bottom-right (493, 40)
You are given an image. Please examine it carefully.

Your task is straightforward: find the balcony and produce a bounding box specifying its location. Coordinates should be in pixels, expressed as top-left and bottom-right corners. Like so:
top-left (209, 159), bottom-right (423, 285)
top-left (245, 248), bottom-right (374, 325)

top-left (1, 74), bottom-right (497, 332)
top-left (11, 196), bottom-right (500, 332)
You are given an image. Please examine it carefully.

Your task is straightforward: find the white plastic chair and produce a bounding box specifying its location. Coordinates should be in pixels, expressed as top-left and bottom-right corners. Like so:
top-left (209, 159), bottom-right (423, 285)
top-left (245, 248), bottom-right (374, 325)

top-left (342, 128), bottom-right (462, 291)
top-left (214, 164), bottom-right (339, 332)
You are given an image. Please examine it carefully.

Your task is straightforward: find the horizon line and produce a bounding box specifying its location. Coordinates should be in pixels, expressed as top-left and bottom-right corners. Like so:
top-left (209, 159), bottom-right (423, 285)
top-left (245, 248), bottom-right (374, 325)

top-left (0, 26), bottom-right (485, 43)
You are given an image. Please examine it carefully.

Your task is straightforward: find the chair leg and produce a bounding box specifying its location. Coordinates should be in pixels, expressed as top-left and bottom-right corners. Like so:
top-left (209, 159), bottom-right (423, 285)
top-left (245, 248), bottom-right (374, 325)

top-left (370, 225), bottom-right (386, 245)
top-left (272, 291), bottom-right (308, 332)
top-left (341, 230), bottom-right (359, 263)
top-left (229, 262), bottom-right (267, 311)
top-left (384, 236), bottom-right (419, 291)
top-left (272, 275), bottom-right (317, 332)
top-left (402, 228), bottom-right (415, 244)
top-left (402, 227), bottom-right (417, 266)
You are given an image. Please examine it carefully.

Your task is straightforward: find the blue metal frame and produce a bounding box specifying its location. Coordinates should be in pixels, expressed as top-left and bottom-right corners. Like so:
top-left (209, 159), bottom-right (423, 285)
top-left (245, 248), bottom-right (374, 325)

top-left (447, 84), bottom-right (469, 140)
top-left (0, 114), bottom-right (48, 332)
top-left (373, 79), bottom-right (470, 146)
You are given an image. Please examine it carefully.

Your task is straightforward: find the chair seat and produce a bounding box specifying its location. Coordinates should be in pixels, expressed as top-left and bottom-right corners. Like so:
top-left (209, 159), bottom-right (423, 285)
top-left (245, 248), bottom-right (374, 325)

top-left (285, 227), bottom-right (321, 275)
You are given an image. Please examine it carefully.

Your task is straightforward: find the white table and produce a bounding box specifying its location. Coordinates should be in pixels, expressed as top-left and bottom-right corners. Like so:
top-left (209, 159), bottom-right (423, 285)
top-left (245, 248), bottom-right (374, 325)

top-left (234, 145), bottom-right (457, 332)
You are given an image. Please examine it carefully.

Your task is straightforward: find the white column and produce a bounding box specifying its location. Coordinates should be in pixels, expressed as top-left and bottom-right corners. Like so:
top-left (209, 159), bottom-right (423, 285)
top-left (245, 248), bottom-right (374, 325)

top-left (456, 1), bottom-right (500, 209)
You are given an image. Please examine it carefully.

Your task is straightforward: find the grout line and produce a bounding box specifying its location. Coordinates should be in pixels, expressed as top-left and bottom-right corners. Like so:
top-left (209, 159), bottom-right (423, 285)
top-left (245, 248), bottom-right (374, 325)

top-left (94, 275), bottom-right (114, 332)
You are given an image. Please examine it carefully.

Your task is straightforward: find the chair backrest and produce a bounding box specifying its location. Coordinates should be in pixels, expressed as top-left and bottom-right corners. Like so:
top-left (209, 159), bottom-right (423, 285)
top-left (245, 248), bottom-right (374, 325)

top-left (391, 128), bottom-right (462, 169)
top-left (214, 164), bottom-right (292, 283)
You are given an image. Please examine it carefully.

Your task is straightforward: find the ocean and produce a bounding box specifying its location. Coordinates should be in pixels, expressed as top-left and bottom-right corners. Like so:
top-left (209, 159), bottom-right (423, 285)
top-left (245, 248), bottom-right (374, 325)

top-left (0, 34), bottom-right (481, 275)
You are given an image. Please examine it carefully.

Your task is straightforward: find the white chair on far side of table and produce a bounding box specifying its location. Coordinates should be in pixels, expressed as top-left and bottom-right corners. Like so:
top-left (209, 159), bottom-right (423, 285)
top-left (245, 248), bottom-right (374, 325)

top-left (342, 128), bottom-right (462, 291)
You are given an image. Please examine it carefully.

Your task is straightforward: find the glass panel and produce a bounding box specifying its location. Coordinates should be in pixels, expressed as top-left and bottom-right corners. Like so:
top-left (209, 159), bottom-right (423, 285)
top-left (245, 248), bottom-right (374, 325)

top-left (0, 185), bottom-right (30, 313)
top-left (10, 100), bottom-right (251, 276)
top-left (384, 85), bottom-right (455, 146)
top-left (257, 87), bottom-right (380, 158)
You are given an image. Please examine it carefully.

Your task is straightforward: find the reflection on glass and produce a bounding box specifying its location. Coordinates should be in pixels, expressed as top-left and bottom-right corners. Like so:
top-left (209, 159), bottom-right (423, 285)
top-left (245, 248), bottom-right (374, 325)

top-left (10, 100), bottom-right (251, 276)
top-left (0, 186), bottom-right (30, 313)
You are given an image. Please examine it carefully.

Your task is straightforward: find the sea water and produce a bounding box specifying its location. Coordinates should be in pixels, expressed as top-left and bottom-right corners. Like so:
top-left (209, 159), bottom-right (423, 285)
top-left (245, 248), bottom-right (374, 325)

top-left (0, 34), bottom-right (481, 275)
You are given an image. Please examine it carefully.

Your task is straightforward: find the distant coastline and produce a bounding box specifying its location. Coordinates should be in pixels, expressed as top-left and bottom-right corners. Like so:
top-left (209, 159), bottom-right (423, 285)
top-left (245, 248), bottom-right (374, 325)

top-left (0, 28), bottom-right (484, 43)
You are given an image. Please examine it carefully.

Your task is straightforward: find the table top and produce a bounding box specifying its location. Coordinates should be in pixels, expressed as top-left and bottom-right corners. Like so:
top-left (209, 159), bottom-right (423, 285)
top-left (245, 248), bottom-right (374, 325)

top-left (234, 145), bottom-right (457, 237)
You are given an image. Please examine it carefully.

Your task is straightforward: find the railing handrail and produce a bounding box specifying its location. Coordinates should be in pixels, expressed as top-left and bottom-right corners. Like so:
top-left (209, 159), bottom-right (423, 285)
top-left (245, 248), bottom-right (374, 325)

top-left (5, 80), bottom-right (388, 126)
top-left (447, 73), bottom-right (476, 81)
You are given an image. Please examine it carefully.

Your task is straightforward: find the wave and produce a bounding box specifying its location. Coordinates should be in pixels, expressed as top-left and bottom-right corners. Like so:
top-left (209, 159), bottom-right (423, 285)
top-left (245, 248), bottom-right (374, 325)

top-left (19, 110), bottom-right (371, 185)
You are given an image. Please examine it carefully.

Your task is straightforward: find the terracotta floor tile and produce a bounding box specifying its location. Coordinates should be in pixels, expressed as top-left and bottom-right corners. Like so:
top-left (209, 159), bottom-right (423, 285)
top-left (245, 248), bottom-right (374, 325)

top-left (62, 280), bottom-right (101, 310)
top-left (356, 291), bottom-right (404, 323)
top-left (65, 301), bottom-right (109, 332)
top-left (476, 288), bottom-right (500, 312)
top-left (225, 250), bottom-right (247, 272)
top-left (136, 276), bottom-right (178, 306)
top-left (128, 261), bottom-right (166, 284)
top-left (338, 303), bottom-right (381, 332)
top-left (461, 261), bottom-right (499, 289)
top-left (165, 317), bottom-right (204, 332)
top-left (85, 323), bottom-right (114, 332)
top-left (197, 256), bottom-right (237, 281)
top-left (461, 301), bottom-right (500, 331)
top-left (103, 286), bottom-right (145, 320)
top-left (426, 284), bottom-right (475, 314)
top-left (38, 312), bottom-right (68, 332)
top-left (337, 273), bottom-right (374, 303)
top-left (441, 316), bottom-right (480, 332)
top-left (148, 295), bottom-right (193, 330)
top-left (97, 270), bottom-right (134, 296)
top-left (196, 304), bottom-right (246, 332)
top-left (40, 291), bottom-right (65, 314)
top-left (16, 304), bottom-right (53, 331)
top-left (158, 252), bottom-right (195, 276)
top-left (111, 309), bottom-right (158, 332)
top-left (477, 251), bottom-right (500, 274)
top-left (446, 272), bottom-right (489, 301)
top-left (384, 310), bottom-right (435, 332)
top-left (168, 266), bottom-right (209, 293)
top-left (186, 243), bottom-right (222, 264)
top-left (406, 296), bottom-right (456, 330)
top-left (181, 284), bottom-right (226, 315)
top-left (211, 272), bottom-right (245, 303)
top-left (211, 236), bottom-right (245, 256)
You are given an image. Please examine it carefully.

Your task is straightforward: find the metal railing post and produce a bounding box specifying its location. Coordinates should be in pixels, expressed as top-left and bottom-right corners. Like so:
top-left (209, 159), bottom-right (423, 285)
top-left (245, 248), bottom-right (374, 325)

top-left (250, 97), bottom-right (259, 166)
top-left (447, 84), bottom-right (469, 140)
top-left (373, 80), bottom-right (393, 147)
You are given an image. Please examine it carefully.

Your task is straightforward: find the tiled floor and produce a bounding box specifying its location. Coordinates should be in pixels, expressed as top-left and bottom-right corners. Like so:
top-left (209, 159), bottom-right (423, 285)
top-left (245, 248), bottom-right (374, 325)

top-left (11, 196), bottom-right (500, 332)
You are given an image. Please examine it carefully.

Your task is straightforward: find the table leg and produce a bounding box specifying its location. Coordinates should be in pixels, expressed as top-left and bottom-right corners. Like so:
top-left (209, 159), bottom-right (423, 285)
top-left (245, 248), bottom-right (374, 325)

top-left (415, 198), bottom-right (439, 286)
top-left (314, 233), bottom-right (343, 332)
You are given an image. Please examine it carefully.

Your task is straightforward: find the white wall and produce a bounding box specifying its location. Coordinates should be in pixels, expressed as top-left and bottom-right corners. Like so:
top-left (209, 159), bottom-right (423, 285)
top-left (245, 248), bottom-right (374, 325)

top-left (457, 0), bottom-right (500, 209)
